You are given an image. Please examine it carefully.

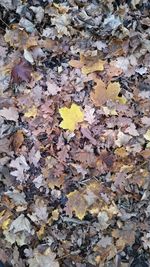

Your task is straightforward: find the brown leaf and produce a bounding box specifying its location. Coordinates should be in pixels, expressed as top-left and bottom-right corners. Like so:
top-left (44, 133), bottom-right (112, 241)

top-left (90, 79), bottom-right (107, 106)
top-left (106, 63), bottom-right (123, 80)
top-left (65, 190), bottom-right (88, 220)
top-left (11, 59), bottom-right (32, 84)
top-left (11, 130), bottom-right (24, 152)
top-left (74, 151), bottom-right (97, 168)
top-left (90, 79), bottom-right (121, 106)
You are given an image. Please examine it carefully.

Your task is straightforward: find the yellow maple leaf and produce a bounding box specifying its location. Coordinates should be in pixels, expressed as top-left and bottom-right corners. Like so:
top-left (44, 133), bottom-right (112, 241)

top-left (24, 106), bottom-right (37, 118)
top-left (59, 103), bottom-right (84, 131)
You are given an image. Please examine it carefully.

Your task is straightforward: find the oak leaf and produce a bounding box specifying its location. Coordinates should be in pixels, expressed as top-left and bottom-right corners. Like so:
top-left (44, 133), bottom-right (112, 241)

top-left (59, 103), bottom-right (84, 131)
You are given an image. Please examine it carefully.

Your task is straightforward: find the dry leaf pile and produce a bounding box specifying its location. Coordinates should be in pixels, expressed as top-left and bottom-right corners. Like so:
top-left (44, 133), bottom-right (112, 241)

top-left (0, 0), bottom-right (150, 266)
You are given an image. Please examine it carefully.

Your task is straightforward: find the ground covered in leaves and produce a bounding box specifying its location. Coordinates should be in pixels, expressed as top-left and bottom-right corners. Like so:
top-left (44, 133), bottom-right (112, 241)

top-left (0, 0), bottom-right (150, 266)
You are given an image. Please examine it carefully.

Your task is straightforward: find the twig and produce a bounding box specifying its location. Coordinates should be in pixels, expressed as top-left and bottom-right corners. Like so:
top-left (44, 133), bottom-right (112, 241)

top-left (0, 18), bottom-right (10, 29)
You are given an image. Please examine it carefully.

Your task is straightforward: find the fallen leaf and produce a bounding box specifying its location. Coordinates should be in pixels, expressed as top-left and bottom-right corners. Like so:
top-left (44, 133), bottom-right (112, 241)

top-left (82, 59), bottom-right (104, 75)
top-left (69, 59), bottom-right (84, 68)
top-left (59, 103), bottom-right (84, 131)
top-left (106, 63), bottom-right (123, 80)
top-left (91, 80), bottom-right (122, 107)
top-left (144, 129), bottom-right (150, 141)
top-left (46, 79), bottom-right (61, 96)
top-left (124, 123), bottom-right (139, 136)
top-left (65, 190), bottom-right (88, 220)
top-left (0, 107), bottom-right (18, 122)
top-left (84, 105), bottom-right (95, 124)
top-left (115, 147), bottom-right (128, 158)
top-left (115, 131), bottom-right (132, 147)
top-left (9, 214), bottom-right (32, 234)
top-left (90, 79), bottom-right (107, 106)
top-left (9, 155), bottom-right (30, 182)
top-left (11, 59), bottom-right (32, 84)
top-left (24, 106), bottom-right (37, 118)
top-left (23, 49), bottom-right (34, 64)
top-left (11, 130), bottom-right (24, 152)
top-left (106, 82), bottom-right (121, 102)
top-left (28, 248), bottom-right (59, 267)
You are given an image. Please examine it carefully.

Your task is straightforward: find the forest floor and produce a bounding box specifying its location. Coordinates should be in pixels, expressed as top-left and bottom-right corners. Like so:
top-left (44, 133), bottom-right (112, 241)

top-left (0, 0), bottom-right (150, 266)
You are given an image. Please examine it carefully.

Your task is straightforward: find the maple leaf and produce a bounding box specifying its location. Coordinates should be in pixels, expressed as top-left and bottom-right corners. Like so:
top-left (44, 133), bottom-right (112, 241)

top-left (69, 56), bottom-right (105, 75)
top-left (59, 103), bottom-right (84, 131)
top-left (90, 79), bottom-right (122, 106)
top-left (11, 59), bottom-right (32, 84)
top-left (65, 190), bottom-right (88, 220)
top-left (46, 79), bottom-right (61, 96)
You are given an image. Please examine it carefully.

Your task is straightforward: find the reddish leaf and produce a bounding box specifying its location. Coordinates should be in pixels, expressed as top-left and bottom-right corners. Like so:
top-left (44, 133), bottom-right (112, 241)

top-left (11, 59), bottom-right (32, 84)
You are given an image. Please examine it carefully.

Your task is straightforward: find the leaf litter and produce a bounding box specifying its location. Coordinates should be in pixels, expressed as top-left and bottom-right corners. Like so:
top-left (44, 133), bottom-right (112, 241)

top-left (0, 1), bottom-right (150, 267)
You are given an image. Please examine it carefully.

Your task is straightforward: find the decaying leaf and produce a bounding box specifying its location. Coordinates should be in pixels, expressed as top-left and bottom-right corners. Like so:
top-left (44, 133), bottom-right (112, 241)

top-left (90, 79), bottom-right (122, 106)
top-left (65, 190), bottom-right (88, 220)
top-left (59, 103), bottom-right (84, 131)
top-left (28, 247), bottom-right (59, 267)
top-left (9, 155), bottom-right (30, 182)
top-left (115, 131), bottom-right (132, 147)
top-left (11, 59), bottom-right (32, 84)
top-left (9, 214), bottom-right (32, 234)
top-left (0, 107), bottom-right (18, 122)
top-left (84, 105), bottom-right (95, 124)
